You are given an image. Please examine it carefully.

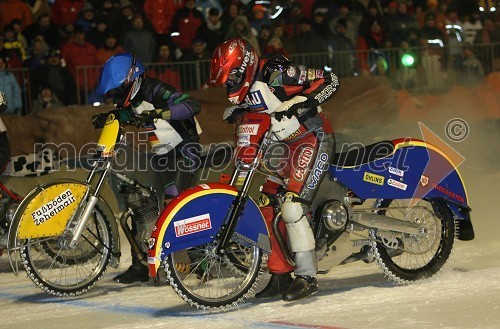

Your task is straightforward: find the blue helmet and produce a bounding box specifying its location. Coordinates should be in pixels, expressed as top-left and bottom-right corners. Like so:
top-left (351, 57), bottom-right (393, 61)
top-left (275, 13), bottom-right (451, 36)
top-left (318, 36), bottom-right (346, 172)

top-left (94, 52), bottom-right (145, 106)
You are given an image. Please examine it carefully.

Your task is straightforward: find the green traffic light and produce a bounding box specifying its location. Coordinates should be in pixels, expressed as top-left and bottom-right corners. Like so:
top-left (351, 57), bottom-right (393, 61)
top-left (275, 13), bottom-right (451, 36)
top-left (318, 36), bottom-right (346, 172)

top-left (401, 53), bottom-right (415, 67)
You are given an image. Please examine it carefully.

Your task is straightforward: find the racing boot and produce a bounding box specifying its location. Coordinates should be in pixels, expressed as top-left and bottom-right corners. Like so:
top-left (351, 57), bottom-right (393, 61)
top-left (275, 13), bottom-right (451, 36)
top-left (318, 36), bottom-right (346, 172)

top-left (113, 264), bottom-right (149, 284)
top-left (282, 275), bottom-right (318, 302)
top-left (113, 252), bottom-right (149, 284)
top-left (255, 273), bottom-right (293, 298)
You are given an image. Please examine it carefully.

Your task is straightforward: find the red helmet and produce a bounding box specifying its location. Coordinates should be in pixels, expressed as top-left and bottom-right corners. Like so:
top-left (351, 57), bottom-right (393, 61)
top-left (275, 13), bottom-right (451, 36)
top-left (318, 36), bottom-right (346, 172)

top-left (208, 37), bottom-right (259, 105)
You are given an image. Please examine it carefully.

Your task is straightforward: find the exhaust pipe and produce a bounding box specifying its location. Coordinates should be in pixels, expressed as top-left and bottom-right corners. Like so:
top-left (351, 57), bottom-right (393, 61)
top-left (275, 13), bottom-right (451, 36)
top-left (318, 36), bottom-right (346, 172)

top-left (119, 210), bottom-right (149, 267)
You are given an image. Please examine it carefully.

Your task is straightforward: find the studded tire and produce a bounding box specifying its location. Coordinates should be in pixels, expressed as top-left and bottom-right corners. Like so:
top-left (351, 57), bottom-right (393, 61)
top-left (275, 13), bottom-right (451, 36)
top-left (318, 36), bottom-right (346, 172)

top-left (165, 240), bottom-right (263, 310)
top-left (373, 198), bottom-right (455, 283)
top-left (21, 206), bottom-right (113, 296)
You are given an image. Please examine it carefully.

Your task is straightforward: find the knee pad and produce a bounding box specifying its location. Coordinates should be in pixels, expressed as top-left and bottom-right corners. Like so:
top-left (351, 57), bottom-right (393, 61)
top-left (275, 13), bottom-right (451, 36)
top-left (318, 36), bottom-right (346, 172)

top-left (281, 192), bottom-right (315, 253)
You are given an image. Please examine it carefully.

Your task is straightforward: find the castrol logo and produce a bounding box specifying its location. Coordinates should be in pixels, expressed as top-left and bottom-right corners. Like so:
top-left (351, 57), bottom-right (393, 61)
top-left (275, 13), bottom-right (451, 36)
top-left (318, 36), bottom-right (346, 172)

top-left (174, 214), bottom-right (212, 237)
top-left (238, 124), bottom-right (259, 135)
top-left (293, 147), bottom-right (314, 181)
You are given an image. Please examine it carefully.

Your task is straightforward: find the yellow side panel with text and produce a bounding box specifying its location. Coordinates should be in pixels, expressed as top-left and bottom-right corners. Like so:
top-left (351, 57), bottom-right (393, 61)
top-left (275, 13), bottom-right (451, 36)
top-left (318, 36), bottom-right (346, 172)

top-left (17, 183), bottom-right (88, 239)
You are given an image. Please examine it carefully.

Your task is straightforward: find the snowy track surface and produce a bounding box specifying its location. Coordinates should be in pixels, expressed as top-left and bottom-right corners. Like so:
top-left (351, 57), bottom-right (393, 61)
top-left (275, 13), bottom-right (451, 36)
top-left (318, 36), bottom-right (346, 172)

top-left (1, 120), bottom-right (499, 329)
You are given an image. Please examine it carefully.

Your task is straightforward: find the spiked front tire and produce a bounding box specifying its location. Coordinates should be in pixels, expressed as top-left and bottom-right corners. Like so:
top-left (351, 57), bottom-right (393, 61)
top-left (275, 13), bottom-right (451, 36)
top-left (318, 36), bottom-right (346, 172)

top-left (21, 206), bottom-right (113, 296)
top-left (165, 240), bottom-right (263, 310)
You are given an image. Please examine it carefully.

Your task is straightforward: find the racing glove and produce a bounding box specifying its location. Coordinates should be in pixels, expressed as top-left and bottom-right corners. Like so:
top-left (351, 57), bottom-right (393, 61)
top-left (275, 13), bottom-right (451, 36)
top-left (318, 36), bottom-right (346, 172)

top-left (274, 95), bottom-right (308, 121)
top-left (135, 108), bottom-right (171, 127)
top-left (91, 107), bottom-right (135, 129)
top-left (91, 112), bottom-right (108, 129)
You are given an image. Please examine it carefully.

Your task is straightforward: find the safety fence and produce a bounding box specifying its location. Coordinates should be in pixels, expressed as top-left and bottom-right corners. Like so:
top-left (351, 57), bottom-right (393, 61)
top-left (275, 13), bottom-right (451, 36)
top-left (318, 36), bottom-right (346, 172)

top-left (4, 42), bottom-right (500, 114)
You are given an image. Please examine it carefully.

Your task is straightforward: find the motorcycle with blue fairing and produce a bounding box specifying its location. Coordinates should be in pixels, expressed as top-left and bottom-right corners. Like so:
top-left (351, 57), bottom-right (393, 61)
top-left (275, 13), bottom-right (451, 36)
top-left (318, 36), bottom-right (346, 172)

top-left (148, 112), bottom-right (474, 311)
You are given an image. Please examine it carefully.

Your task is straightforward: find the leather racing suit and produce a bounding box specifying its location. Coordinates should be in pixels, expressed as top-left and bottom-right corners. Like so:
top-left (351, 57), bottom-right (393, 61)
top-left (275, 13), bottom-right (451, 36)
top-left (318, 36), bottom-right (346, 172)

top-left (233, 53), bottom-right (339, 276)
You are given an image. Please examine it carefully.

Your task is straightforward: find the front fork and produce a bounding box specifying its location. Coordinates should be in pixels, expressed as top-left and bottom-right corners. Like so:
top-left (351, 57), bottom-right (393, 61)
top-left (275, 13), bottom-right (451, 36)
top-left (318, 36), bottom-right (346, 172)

top-left (68, 161), bottom-right (112, 248)
top-left (215, 129), bottom-right (273, 255)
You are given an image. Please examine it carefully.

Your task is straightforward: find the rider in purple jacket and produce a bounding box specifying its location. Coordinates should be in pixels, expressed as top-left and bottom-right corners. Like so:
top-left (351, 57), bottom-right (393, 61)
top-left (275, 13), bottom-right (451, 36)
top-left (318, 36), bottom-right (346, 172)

top-left (93, 52), bottom-right (201, 284)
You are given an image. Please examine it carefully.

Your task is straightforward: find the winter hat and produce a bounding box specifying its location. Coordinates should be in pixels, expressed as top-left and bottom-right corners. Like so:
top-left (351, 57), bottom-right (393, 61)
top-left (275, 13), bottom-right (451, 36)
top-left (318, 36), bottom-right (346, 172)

top-left (208, 8), bottom-right (220, 16)
top-left (81, 3), bottom-right (94, 13)
top-left (46, 49), bottom-right (61, 58)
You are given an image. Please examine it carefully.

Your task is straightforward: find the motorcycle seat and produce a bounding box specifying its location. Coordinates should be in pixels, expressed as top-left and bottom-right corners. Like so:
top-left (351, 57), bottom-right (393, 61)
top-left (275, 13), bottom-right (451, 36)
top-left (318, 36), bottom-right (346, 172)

top-left (331, 140), bottom-right (394, 167)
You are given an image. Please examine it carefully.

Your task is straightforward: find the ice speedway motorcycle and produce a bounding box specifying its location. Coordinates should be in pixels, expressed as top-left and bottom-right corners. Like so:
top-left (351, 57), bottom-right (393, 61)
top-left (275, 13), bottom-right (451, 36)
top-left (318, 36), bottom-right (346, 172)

top-left (5, 111), bottom-right (167, 296)
top-left (148, 111), bottom-right (475, 311)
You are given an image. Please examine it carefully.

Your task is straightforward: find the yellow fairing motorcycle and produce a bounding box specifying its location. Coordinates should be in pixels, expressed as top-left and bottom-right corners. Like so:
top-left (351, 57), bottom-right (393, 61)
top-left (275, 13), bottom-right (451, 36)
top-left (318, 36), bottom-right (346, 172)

top-left (7, 112), bottom-right (158, 296)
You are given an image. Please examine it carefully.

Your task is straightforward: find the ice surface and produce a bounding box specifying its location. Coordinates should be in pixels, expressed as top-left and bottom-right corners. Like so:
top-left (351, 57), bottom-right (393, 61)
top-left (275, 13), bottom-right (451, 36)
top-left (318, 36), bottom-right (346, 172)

top-left (0, 120), bottom-right (499, 329)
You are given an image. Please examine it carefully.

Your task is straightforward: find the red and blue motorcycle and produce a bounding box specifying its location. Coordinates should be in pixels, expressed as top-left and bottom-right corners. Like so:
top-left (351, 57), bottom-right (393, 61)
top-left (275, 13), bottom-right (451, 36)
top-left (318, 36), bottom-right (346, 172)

top-left (148, 112), bottom-right (474, 311)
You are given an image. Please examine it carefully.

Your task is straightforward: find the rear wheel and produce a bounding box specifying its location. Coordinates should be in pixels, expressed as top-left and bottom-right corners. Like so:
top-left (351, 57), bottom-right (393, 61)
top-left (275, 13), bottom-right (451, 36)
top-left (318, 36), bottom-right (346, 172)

top-left (373, 198), bottom-right (455, 283)
top-left (165, 239), bottom-right (263, 310)
top-left (21, 206), bottom-right (113, 296)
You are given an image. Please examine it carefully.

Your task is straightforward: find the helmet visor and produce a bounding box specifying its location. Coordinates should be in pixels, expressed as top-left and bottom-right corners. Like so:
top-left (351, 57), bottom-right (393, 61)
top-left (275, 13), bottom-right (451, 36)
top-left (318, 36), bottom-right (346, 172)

top-left (226, 68), bottom-right (245, 98)
top-left (225, 68), bottom-right (242, 88)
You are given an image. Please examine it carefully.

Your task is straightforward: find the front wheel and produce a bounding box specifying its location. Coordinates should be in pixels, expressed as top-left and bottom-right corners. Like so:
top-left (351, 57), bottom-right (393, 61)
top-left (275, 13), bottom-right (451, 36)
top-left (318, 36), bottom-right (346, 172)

top-left (21, 206), bottom-right (113, 296)
top-left (373, 198), bottom-right (455, 283)
top-left (165, 239), bottom-right (263, 310)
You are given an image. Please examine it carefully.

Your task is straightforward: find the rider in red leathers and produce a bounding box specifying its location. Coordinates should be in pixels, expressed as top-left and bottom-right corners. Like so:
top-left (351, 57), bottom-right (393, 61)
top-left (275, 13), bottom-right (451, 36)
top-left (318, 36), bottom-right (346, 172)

top-left (208, 37), bottom-right (339, 301)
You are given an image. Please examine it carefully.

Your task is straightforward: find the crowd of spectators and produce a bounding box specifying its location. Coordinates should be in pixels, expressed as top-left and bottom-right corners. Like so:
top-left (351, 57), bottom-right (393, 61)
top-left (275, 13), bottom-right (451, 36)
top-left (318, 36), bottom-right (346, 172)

top-left (0, 0), bottom-right (499, 114)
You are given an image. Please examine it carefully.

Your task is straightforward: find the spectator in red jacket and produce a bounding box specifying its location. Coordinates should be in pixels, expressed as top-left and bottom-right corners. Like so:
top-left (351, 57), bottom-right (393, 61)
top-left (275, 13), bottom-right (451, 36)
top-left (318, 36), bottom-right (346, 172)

top-left (143, 0), bottom-right (177, 38)
top-left (171, 0), bottom-right (204, 52)
top-left (51, 0), bottom-right (85, 27)
top-left (147, 43), bottom-right (182, 90)
top-left (0, 0), bottom-right (32, 31)
top-left (356, 19), bottom-right (391, 75)
top-left (96, 33), bottom-right (124, 65)
top-left (61, 26), bottom-right (99, 103)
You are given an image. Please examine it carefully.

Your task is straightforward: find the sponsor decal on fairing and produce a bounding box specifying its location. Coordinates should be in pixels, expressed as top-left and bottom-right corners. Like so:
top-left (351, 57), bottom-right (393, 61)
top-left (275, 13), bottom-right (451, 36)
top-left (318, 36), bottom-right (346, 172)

top-left (432, 184), bottom-right (465, 203)
top-left (388, 166), bottom-right (405, 177)
top-left (420, 175), bottom-right (429, 187)
top-left (363, 172), bottom-right (385, 186)
top-left (31, 189), bottom-right (76, 226)
top-left (148, 237), bottom-right (156, 249)
top-left (387, 178), bottom-right (408, 191)
top-left (174, 214), bottom-right (212, 237)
